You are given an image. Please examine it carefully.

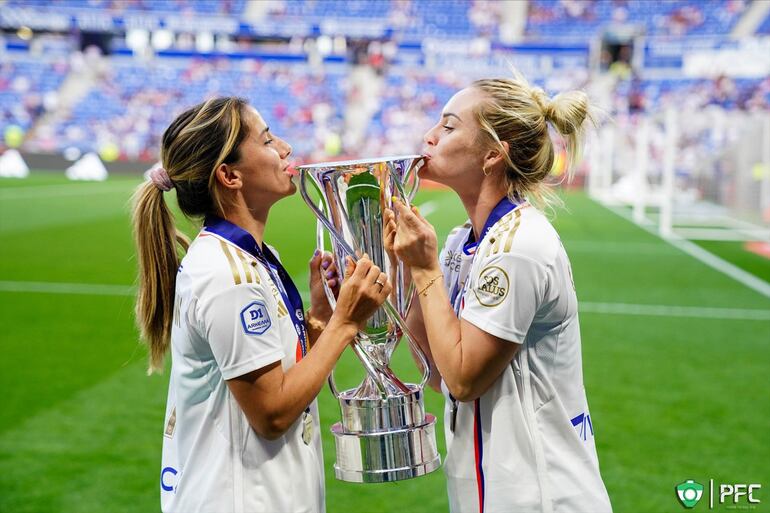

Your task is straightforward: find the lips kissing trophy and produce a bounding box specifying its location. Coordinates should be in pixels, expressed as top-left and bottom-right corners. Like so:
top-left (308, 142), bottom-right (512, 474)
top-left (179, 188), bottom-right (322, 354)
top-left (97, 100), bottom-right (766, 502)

top-left (297, 155), bottom-right (441, 483)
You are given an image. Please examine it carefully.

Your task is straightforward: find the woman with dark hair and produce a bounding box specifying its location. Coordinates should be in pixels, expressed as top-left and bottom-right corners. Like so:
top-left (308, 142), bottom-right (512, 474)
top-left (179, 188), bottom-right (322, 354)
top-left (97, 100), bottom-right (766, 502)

top-left (132, 97), bottom-right (391, 512)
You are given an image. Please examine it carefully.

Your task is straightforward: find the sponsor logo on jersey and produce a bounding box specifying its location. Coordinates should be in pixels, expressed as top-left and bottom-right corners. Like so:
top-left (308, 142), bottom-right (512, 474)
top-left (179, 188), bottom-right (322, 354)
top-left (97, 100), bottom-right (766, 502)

top-left (443, 249), bottom-right (463, 273)
top-left (474, 265), bottom-right (509, 307)
top-left (570, 412), bottom-right (594, 441)
top-left (164, 407), bottom-right (176, 439)
top-left (161, 466), bottom-right (178, 492)
top-left (240, 301), bottom-right (271, 335)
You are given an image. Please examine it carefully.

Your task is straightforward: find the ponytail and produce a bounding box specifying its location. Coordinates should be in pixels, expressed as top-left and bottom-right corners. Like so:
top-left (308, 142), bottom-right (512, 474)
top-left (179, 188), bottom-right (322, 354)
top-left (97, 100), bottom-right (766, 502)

top-left (545, 89), bottom-right (590, 176)
top-left (472, 77), bottom-right (594, 211)
top-left (132, 181), bottom-right (190, 374)
top-left (131, 97), bottom-right (249, 374)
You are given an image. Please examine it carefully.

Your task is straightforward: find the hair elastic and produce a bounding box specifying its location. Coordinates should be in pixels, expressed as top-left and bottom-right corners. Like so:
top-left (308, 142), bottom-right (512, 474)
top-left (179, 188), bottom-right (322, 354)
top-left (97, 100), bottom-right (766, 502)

top-left (149, 165), bottom-right (174, 192)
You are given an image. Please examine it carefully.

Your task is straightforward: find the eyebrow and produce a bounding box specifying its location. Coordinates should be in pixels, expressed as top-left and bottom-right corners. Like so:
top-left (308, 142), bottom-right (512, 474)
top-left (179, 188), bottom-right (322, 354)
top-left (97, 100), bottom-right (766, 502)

top-left (260, 126), bottom-right (270, 136)
top-left (441, 112), bottom-right (462, 123)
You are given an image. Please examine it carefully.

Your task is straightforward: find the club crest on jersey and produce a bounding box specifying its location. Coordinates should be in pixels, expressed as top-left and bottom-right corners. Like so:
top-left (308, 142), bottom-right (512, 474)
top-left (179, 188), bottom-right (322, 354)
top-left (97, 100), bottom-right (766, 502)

top-left (474, 265), bottom-right (509, 307)
top-left (240, 301), bottom-right (271, 335)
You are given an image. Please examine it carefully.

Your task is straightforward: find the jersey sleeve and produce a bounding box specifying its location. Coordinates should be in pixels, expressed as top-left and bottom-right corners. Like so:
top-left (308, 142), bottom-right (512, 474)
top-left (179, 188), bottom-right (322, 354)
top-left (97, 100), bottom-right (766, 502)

top-left (198, 283), bottom-right (286, 380)
top-left (460, 252), bottom-right (547, 344)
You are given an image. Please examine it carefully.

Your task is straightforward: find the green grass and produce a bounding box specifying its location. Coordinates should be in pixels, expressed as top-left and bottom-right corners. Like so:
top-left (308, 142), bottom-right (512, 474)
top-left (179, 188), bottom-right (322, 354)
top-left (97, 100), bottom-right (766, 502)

top-left (1, 175), bottom-right (769, 513)
top-left (694, 240), bottom-right (770, 284)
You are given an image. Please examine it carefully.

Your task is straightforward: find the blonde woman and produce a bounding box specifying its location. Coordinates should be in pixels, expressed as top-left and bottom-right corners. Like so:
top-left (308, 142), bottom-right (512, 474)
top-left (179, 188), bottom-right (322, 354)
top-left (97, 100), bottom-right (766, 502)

top-left (385, 79), bottom-right (612, 512)
top-left (132, 97), bottom-right (391, 513)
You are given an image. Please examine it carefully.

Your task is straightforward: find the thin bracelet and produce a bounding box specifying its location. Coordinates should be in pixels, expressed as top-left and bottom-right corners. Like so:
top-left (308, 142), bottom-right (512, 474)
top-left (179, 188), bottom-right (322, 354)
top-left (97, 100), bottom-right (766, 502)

top-left (418, 274), bottom-right (444, 296)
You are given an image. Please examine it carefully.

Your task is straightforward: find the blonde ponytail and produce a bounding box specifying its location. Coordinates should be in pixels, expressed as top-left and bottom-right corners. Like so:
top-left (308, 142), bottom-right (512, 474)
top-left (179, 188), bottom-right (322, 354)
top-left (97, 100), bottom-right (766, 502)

top-left (472, 78), bottom-right (593, 211)
top-left (545, 90), bottom-right (590, 175)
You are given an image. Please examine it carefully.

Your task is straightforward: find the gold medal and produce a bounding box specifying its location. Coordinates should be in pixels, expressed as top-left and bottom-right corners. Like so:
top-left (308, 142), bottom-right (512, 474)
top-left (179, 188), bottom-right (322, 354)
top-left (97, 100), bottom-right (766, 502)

top-left (301, 411), bottom-right (313, 445)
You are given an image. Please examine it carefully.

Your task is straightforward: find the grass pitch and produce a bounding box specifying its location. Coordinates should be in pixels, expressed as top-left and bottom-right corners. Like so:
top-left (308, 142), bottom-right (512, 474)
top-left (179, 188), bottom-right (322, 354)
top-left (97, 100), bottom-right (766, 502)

top-left (1, 174), bottom-right (768, 512)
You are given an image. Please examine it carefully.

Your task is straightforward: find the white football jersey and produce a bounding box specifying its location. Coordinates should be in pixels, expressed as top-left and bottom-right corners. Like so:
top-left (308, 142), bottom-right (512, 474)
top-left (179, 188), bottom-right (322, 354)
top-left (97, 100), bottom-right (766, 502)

top-left (438, 201), bottom-right (611, 513)
top-left (159, 219), bottom-right (325, 513)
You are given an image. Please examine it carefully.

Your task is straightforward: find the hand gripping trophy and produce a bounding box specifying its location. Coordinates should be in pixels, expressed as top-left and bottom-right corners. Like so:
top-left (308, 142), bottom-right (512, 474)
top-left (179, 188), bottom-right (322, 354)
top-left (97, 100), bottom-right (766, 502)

top-left (298, 155), bottom-right (441, 483)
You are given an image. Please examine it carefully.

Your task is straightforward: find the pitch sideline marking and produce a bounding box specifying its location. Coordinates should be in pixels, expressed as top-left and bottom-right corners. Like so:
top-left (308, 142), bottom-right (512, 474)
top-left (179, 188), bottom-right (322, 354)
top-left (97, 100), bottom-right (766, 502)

top-left (579, 302), bottom-right (770, 321)
top-left (1, 280), bottom-right (768, 321)
top-left (604, 205), bottom-right (770, 298)
top-left (0, 182), bottom-right (137, 200)
top-left (0, 280), bottom-right (135, 296)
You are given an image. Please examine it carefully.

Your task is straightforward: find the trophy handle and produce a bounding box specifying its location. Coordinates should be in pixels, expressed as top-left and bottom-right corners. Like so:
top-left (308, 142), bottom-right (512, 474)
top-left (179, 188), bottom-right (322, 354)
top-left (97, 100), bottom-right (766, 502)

top-left (299, 170), bottom-right (357, 259)
top-left (302, 171), bottom-right (389, 397)
top-left (316, 215), bottom-right (339, 398)
top-left (381, 300), bottom-right (432, 390)
top-left (405, 159), bottom-right (421, 203)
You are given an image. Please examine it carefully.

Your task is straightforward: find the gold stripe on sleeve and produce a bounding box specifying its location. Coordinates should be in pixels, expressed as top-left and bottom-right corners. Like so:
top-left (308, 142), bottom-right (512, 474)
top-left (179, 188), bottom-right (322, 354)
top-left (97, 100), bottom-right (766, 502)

top-left (249, 260), bottom-right (261, 284)
top-left (502, 209), bottom-right (523, 253)
top-left (270, 283), bottom-right (289, 317)
top-left (489, 222), bottom-right (508, 255)
top-left (235, 248), bottom-right (259, 284)
top-left (218, 240), bottom-right (242, 285)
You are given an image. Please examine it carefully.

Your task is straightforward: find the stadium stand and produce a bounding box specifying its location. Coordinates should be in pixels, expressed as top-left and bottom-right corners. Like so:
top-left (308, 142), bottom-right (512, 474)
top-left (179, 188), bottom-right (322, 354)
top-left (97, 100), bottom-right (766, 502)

top-left (1, 0), bottom-right (767, 162)
top-left (6, 0), bottom-right (246, 16)
top-left (758, 10), bottom-right (770, 34)
top-left (0, 55), bottom-right (68, 137)
top-left (526, 0), bottom-right (748, 39)
top-left (26, 57), bottom-right (347, 161)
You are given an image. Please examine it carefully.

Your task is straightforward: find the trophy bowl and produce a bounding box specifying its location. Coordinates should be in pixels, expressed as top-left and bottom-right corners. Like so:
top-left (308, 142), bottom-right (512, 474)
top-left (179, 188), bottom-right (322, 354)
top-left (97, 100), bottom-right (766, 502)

top-left (297, 155), bottom-right (441, 483)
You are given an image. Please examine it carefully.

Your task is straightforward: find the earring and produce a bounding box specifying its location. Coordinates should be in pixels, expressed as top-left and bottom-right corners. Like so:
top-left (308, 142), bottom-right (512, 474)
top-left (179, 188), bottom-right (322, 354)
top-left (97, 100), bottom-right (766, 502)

top-left (482, 166), bottom-right (491, 177)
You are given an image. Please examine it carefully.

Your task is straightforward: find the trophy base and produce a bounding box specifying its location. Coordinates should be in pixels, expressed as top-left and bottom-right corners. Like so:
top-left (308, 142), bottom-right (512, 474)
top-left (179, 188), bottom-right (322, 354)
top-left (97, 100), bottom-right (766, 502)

top-left (331, 414), bottom-right (441, 483)
top-left (339, 383), bottom-right (426, 433)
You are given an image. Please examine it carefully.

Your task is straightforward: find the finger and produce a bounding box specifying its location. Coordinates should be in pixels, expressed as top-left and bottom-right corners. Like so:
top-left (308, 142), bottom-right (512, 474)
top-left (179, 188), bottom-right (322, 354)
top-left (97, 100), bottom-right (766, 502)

top-left (344, 256), bottom-right (356, 279)
top-left (309, 248), bottom-right (322, 267)
top-left (393, 200), bottom-right (422, 229)
top-left (308, 249), bottom-right (322, 281)
top-left (352, 255), bottom-right (372, 278)
top-left (320, 251), bottom-right (334, 270)
top-left (378, 272), bottom-right (393, 297)
top-left (327, 278), bottom-right (337, 289)
top-left (384, 220), bottom-right (397, 245)
top-left (364, 264), bottom-right (381, 281)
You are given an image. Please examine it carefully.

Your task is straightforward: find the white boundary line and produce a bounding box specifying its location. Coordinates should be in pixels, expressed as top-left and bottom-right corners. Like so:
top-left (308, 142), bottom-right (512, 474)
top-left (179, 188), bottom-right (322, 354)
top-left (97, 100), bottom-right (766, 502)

top-left (1, 280), bottom-right (768, 320)
top-left (0, 281), bottom-right (135, 296)
top-left (416, 200), bottom-right (438, 218)
top-left (604, 205), bottom-right (770, 298)
top-left (0, 182), bottom-right (136, 200)
top-left (579, 302), bottom-right (770, 321)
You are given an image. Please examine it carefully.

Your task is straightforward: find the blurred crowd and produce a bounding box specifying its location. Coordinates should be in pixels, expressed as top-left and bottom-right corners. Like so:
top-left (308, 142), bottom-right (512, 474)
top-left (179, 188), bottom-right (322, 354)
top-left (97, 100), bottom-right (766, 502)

top-left (2, 0), bottom-right (769, 162)
top-left (527, 0), bottom-right (748, 39)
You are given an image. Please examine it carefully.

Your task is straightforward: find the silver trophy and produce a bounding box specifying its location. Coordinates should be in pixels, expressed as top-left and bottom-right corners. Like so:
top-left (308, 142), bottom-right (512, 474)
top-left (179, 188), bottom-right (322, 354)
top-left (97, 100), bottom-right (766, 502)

top-left (298, 155), bottom-right (441, 483)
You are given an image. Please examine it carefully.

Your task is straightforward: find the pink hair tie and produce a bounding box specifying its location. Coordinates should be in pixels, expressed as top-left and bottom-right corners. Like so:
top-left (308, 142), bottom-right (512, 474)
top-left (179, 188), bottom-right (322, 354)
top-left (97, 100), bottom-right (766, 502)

top-left (149, 165), bottom-right (174, 192)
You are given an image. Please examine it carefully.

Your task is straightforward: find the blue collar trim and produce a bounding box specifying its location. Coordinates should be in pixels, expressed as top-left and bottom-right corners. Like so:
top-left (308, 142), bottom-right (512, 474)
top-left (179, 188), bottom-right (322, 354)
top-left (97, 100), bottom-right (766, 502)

top-left (203, 215), bottom-right (260, 254)
top-left (463, 196), bottom-right (520, 254)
